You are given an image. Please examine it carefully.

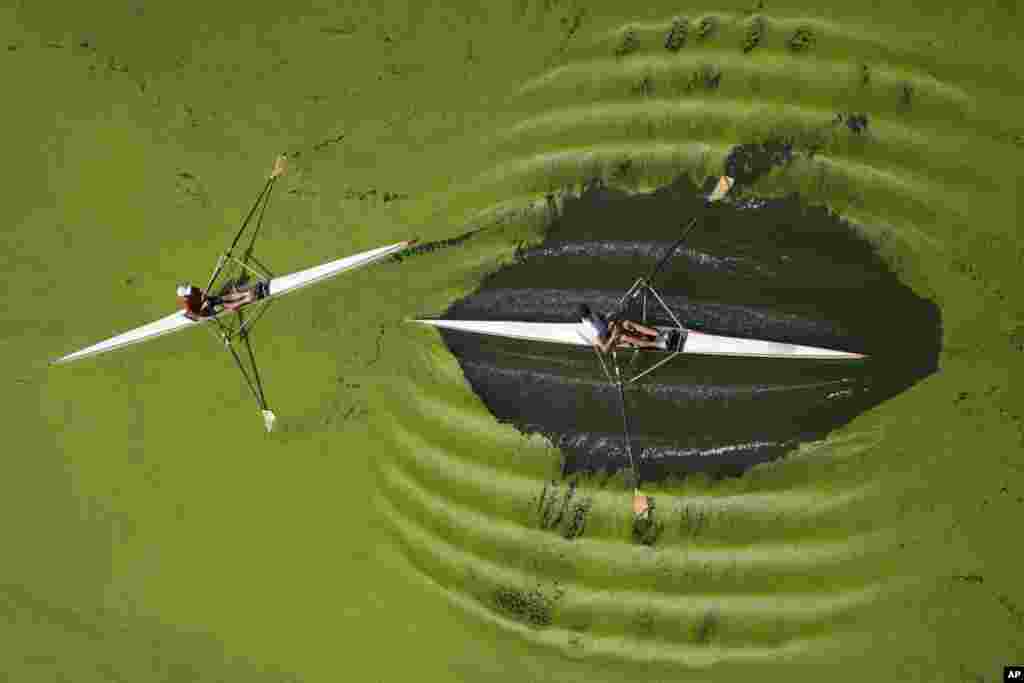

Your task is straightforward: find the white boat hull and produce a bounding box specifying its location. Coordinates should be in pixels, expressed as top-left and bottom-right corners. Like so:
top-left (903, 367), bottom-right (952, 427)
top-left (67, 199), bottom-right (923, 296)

top-left (53, 240), bottom-right (414, 364)
top-left (415, 319), bottom-right (865, 361)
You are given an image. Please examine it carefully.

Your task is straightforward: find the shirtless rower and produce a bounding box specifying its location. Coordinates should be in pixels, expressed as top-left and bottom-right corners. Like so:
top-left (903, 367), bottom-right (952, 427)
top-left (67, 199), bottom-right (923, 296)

top-left (577, 304), bottom-right (665, 353)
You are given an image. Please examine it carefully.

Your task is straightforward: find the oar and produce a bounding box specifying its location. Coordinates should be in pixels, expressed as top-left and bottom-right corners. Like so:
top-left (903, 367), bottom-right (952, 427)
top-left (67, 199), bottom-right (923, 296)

top-left (641, 216), bottom-right (698, 288)
top-left (614, 352), bottom-right (655, 521)
top-left (647, 175), bottom-right (734, 286)
top-left (614, 175), bottom-right (734, 317)
top-left (242, 155), bottom-right (289, 262)
top-left (204, 156), bottom-right (289, 295)
top-left (613, 355), bottom-right (638, 482)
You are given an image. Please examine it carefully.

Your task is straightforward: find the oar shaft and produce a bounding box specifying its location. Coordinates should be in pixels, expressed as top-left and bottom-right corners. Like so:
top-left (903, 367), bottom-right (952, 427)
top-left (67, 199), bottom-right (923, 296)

top-left (613, 217), bottom-right (697, 319)
top-left (227, 176), bottom-right (276, 255)
top-left (644, 216), bottom-right (698, 286)
top-left (614, 176), bottom-right (733, 317)
top-left (204, 174), bottom-right (279, 295)
top-left (614, 358), bottom-right (639, 484)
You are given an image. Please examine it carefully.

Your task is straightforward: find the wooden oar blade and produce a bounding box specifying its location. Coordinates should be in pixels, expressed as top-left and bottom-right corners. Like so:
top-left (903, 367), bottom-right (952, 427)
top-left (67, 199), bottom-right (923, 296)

top-left (707, 175), bottom-right (735, 202)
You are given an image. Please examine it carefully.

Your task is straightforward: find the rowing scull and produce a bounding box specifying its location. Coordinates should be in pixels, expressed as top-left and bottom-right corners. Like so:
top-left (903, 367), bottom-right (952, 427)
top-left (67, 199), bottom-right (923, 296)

top-left (414, 318), bottom-right (865, 361)
top-left (52, 156), bottom-right (416, 432)
top-left (53, 241), bottom-right (415, 365)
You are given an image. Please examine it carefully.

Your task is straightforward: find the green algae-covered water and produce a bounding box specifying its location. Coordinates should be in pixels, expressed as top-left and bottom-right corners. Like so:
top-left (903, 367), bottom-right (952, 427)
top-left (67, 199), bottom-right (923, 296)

top-left (4, 1), bottom-right (1022, 681)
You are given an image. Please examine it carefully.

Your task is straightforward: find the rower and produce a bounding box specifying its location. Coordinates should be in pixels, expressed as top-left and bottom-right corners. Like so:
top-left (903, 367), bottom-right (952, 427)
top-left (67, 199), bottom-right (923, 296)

top-left (576, 304), bottom-right (665, 352)
top-left (177, 281), bottom-right (269, 320)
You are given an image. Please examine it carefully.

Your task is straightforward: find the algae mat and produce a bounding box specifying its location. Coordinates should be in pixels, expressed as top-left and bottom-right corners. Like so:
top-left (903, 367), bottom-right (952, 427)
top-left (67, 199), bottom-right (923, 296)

top-left (3, 1), bottom-right (1022, 681)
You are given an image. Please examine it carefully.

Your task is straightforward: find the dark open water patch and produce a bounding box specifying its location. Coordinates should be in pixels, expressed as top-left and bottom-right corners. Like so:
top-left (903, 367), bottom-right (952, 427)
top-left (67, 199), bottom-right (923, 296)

top-left (431, 174), bottom-right (940, 481)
